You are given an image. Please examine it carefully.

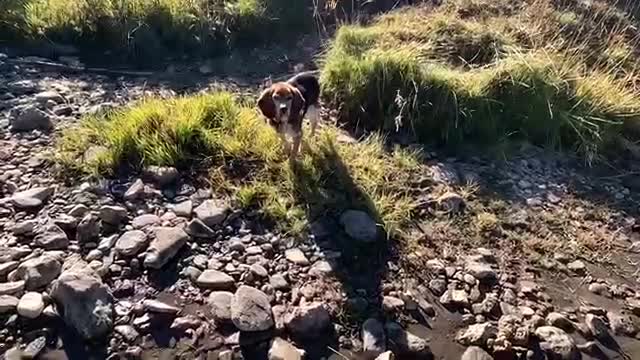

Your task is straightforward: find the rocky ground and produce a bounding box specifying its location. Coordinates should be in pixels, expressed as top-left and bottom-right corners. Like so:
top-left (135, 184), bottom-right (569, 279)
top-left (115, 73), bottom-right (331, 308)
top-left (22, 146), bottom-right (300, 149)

top-left (1, 49), bottom-right (640, 360)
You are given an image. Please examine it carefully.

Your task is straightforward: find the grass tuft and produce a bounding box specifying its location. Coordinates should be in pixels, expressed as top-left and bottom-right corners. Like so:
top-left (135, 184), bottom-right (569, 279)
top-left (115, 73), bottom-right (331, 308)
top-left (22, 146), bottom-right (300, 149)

top-left (320, 0), bottom-right (640, 161)
top-left (56, 91), bottom-right (421, 237)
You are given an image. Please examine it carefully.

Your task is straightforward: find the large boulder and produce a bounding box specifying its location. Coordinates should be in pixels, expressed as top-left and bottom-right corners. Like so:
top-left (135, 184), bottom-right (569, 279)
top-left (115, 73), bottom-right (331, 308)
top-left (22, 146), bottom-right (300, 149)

top-left (10, 187), bottom-right (54, 209)
top-left (231, 285), bottom-right (273, 332)
top-left (208, 291), bottom-right (234, 322)
top-left (10, 105), bottom-right (53, 132)
top-left (51, 261), bottom-right (113, 339)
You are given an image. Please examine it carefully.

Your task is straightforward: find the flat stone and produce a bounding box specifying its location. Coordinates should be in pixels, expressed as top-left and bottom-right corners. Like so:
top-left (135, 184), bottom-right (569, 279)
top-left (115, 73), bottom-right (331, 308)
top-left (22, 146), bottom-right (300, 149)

top-left (115, 230), bottom-right (148, 257)
top-left (268, 337), bottom-right (303, 360)
top-left (567, 260), bottom-right (586, 274)
top-left (0, 281), bottom-right (25, 296)
top-left (144, 227), bottom-right (189, 269)
top-left (546, 312), bottom-right (574, 331)
top-left (250, 264), bottom-right (268, 278)
top-left (208, 291), bottom-right (233, 322)
top-left (194, 200), bottom-right (228, 227)
top-left (185, 218), bottom-right (216, 238)
top-left (231, 285), bottom-right (273, 332)
top-left (270, 274), bottom-right (289, 290)
top-left (17, 292), bottom-right (44, 319)
top-left (0, 261), bottom-right (19, 277)
top-left (34, 222), bottom-right (69, 250)
top-left (131, 214), bottom-right (160, 229)
top-left (285, 248), bottom-right (309, 266)
top-left (10, 105), bottom-right (52, 131)
top-left (456, 322), bottom-right (498, 346)
top-left (99, 205), bottom-right (128, 224)
top-left (339, 209), bottom-right (378, 242)
top-left (143, 299), bottom-right (179, 314)
top-left (11, 187), bottom-right (53, 209)
top-left (0, 295), bottom-right (19, 313)
top-left (124, 179), bottom-right (145, 201)
top-left (535, 326), bottom-right (578, 360)
top-left (9, 254), bottom-right (61, 290)
top-left (12, 220), bottom-right (37, 236)
top-left (173, 200), bottom-right (193, 217)
top-left (196, 270), bottom-right (235, 290)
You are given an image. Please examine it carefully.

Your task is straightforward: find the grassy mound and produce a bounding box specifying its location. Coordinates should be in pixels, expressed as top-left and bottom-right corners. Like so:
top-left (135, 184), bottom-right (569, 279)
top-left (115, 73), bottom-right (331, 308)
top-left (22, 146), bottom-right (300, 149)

top-left (1, 0), bottom-right (311, 63)
top-left (320, 0), bottom-right (640, 161)
top-left (56, 92), bottom-right (420, 236)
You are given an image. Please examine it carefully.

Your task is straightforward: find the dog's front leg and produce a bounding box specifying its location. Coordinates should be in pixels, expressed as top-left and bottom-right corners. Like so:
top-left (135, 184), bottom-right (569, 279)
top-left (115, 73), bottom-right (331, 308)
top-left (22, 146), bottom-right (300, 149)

top-left (291, 132), bottom-right (302, 160)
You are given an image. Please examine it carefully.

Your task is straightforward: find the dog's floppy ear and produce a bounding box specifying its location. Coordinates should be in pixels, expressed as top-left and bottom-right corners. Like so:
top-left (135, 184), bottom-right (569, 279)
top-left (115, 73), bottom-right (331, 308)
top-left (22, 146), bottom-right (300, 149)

top-left (257, 87), bottom-right (276, 119)
top-left (291, 86), bottom-right (305, 117)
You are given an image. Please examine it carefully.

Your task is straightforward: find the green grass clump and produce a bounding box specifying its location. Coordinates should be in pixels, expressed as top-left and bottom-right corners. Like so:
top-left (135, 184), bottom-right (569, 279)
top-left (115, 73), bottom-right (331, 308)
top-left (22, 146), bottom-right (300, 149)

top-left (1, 0), bottom-right (312, 63)
top-left (57, 91), bottom-right (420, 237)
top-left (321, 0), bottom-right (640, 160)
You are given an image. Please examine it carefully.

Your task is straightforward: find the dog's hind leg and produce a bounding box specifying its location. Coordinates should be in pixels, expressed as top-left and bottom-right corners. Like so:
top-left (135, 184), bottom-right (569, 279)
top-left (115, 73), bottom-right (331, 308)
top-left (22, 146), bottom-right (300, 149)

top-left (307, 104), bottom-right (319, 137)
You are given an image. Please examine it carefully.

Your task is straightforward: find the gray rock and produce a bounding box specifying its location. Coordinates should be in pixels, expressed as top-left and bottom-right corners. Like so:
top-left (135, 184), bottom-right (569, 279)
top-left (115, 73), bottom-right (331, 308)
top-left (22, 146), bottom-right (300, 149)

top-left (567, 260), bottom-right (586, 274)
top-left (0, 295), bottom-right (19, 313)
top-left (285, 248), bottom-right (309, 265)
top-left (9, 254), bottom-right (62, 290)
top-left (99, 205), bottom-right (127, 224)
top-left (22, 336), bottom-right (46, 359)
top-left (466, 262), bottom-right (497, 283)
top-left (231, 285), bottom-right (273, 331)
top-left (250, 264), bottom-right (268, 278)
top-left (606, 311), bottom-right (637, 336)
top-left (270, 274), bottom-right (289, 290)
top-left (69, 204), bottom-right (90, 218)
top-left (362, 318), bottom-right (386, 353)
top-left (11, 186), bottom-right (54, 209)
top-left (185, 218), bottom-right (216, 238)
top-left (546, 312), bottom-right (574, 331)
top-left (98, 234), bottom-right (119, 252)
top-left (143, 227), bottom-right (189, 269)
top-left (340, 210), bottom-right (378, 242)
top-left (34, 222), bottom-right (69, 250)
top-left (17, 291), bottom-right (44, 319)
top-left (131, 214), bottom-right (160, 229)
top-left (269, 337), bottom-right (303, 360)
top-left (11, 220), bottom-right (37, 236)
top-left (585, 314), bottom-right (610, 340)
top-left (429, 278), bottom-right (447, 296)
top-left (143, 299), bottom-right (179, 314)
top-left (385, 322), bottom-right (431, 358)
top-left (51, 262), bottom-right (113, 339)
top-left (173, 200), bottom-right (193, 217)
top-left (10, 105), bottom-right (52, 131)
top-left (534, 326), bottom-right (578, 360)
top-left (0, 261), bottom-right (18, 277)
top-left (461, 346), bottom-right (493, 360)
top-left (375, 352), bottom-right (395, 360)
top-left (124, 179), bottom-right (145, 201)
top-left (208, 291), bottom-right (234, 322)
top-left (440, 289), bottom-right (469, 309)
top-left (194, 200), bottom-right (228, 227)
top-left (0, 281), bottom-right (25, 296)
top-left (196, 270), bottom-right (235, 290)
top-left (588, 282), bottom-right (610, 297)
top-left (35, 90), bottom-right (64, 104)
top-left (115, 324), bottom-right (139, 342)
top-left (54, 215), bottom-right (79, 231)
top-left (456, 323), bottom-right (498, 346)
top-left (76, 213), bottom-right (100, 243)
top-left (383, 296), bottom-right (405, 312)
top-left (285, 302), bottom-right (331, 338)
top-left (115, 230), bottom-right (148, 257)
top-left (144, 166), bottom-right (178, 186)
top-left (309, 260), bottom-right (334, 276)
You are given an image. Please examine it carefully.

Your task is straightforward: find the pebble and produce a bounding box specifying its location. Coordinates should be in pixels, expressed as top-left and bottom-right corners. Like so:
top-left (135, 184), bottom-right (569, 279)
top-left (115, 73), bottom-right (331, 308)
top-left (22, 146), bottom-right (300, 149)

top-left (17, 292), bottom-right (44, 319)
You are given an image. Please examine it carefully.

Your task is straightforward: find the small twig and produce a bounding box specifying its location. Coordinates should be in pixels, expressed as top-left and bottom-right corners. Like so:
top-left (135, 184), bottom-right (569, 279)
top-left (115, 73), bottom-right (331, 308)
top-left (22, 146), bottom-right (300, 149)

top-left (326, 346), bottom-right (351, 360)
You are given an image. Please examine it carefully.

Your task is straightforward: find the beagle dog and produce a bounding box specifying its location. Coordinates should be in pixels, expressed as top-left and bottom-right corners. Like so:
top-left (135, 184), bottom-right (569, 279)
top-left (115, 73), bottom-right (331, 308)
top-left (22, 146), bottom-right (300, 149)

top-left (257, 72), bottom-right (320, 159)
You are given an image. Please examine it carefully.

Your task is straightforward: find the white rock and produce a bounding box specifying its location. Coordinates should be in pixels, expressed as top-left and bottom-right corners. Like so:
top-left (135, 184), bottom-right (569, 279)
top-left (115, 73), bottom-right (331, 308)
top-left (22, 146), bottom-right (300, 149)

top-left (17, 292), bottom-right (44, 319)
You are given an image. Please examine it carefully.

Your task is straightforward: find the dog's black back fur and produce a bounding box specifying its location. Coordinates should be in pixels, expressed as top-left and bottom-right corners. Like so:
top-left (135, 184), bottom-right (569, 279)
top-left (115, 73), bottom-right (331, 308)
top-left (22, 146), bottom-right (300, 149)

top-left (287, 72), bottom-right (320, 115)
